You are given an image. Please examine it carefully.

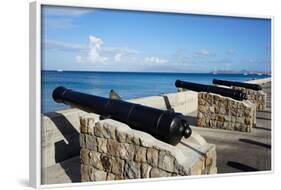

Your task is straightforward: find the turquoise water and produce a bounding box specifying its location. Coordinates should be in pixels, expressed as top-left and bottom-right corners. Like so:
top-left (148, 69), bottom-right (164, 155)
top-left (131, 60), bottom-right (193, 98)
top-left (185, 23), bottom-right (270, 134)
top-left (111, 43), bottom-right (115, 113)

top-left (41, 71), bottom-right (270, 113)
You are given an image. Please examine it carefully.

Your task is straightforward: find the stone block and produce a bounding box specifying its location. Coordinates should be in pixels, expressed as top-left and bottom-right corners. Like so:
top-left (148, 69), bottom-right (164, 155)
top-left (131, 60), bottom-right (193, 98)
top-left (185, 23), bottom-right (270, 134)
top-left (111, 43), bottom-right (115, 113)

top-left (146, 148), bottom-right (158, 167)
top-left (150, 168), bottom-right (172, 178)
top-left (134, 146), bottom-right (147, 163)
top-left (89, 167), bottom-right (107, 181)
top-left (124, 160), bottom-right (141, 179)
top-left (111, 157), bottom-right (125, 175)
top-left (89, 151), bottom-right (103, 170)
top-left (141, 163), bottom-right (152, 178)
top-left (158, 151), bottom-right (175, 173)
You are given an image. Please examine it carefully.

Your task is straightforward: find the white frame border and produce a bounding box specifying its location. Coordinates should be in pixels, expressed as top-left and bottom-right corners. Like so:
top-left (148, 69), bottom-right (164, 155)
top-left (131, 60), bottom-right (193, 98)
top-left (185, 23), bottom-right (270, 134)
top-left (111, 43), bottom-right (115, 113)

top-left (29, 0), bottom-right (274, 189)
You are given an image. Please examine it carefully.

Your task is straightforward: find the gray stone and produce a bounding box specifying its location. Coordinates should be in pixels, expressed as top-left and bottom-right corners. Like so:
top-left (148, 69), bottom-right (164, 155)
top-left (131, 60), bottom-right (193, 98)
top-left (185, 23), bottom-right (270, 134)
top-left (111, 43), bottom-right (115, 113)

top-left (146, 148), bottom-right (158, 167)
top-left (89, 151), bottom-right (103, 170)
top-left (150, 167), bottom-right (172, 178)
top-left (97, 137), bottom-right (107, 153)
top-left (106, 139), bottom-right (121, 157)
top-left (175, 161), bottom-right (189, 175)
top-left (134, 146), bottom-right (147, 163)
top-left (123, 143), bottom-right (135, 160)
top-left (141, 163), bottom-right (152, 178)
top-left (126, 133), bottom-right (140, 145)
top-left (106, 173), bottom-right (115, 181)
top-left (89, 167), bottom-right (107, 181)
top-left (80, 148), bottom-right (90, 165)
top-left (94, 123), bottom-right (104, 138)
top-left (124, 160), bottom-right (141, 179)
top-left (81, 164), bottom-right (90, 182)
top-left (85, 134), bottom-right (97, 151)
top-left (116, 129), bottom-right (127, 143)
top-left (80, 134), bottom-right (86, 148)
top-left (103, 123), bottom-right (116, 139)
top-left (158, 151), bottom-right (175, 172)
top-left (80, 116), bottom-right (95, 135)
top-left (111, 157), bottom-right (124, 175)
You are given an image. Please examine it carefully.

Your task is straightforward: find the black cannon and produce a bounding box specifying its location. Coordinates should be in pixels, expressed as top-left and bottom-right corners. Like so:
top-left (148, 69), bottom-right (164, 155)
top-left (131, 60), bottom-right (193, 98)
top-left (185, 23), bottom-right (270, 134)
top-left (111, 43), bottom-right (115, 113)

top-left (213, 79), bottom-right (262, 91)
top-left (52, 86), bottom-right (192, 145)
top-left (175, 80), bottom-right (247, 101)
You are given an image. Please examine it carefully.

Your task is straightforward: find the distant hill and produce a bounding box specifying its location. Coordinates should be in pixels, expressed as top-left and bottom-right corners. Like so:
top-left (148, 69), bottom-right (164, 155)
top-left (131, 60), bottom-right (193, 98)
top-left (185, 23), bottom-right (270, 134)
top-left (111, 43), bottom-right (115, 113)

top-left (210, 70), bottom-right (271, 75)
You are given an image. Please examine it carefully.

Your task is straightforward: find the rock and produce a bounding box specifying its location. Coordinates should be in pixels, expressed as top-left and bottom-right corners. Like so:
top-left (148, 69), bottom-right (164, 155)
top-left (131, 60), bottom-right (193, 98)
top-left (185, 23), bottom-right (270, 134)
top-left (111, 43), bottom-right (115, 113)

top-left (81, 164), bottom-right (90, 182)
top-left (106, 173), bottom-right (115, 180)
top-left (80, 148), bottom-right (90, 165)
top-left (141, 163), bottom-right (152, 178)
top-left (80, 134), bottom-right (86, 148)
top-left (94, 123), bottom-right (104, 138)
top-left (149, 167), bottom-right (172, 178)
top-left (134, 146), bottom-right (147, 163)
top-left (111, 157), bottom-right (124, 175)
top-left (100, 154), bottom-right (112, 172)
top-left (174, 161), bottom-right (189, 175)
top-left (97, 137), bottom-right (107, 153)
top-left (89, 151), bottom-right (103, 170)
top-left (123, 143), bottom-right (135, 160)
top-left (146, 148), bottom-right (158, 167)
top-left (103, 123), bottom-right (116, 139)
top-left (209, 106), bottom-right (215, 113)
top-left (126, 133), bottom-right (140, 145)
top-left (158, 151), bottom-right (175, 172)
top-left (80, 116), bottom-right (95, 135)
top-left (107, 139), bottom-right (129, 159)
top-left (116, 129), bottom-right (127, 143)
top-left (107, 139), bottom-right (121, 157)
top-left (89, 167), bottom-right (107, 181)
top-left (124, 160), bottom-right (141, 179)
top-left (85, 134), bottom-right (97, 151)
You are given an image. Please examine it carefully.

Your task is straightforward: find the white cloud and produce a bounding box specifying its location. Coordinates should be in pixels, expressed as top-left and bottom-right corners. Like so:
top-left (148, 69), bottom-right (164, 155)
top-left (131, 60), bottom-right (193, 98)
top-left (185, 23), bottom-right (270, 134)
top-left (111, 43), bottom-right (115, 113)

top-left (87, 36), bottom-right (107, 64)
top-left (44, 40), bottom-right (86, 51)
top-left (75, 35), bottom-right (138, 64)
top-left (115, 54), bottom-right (122, 62)
top-left (145, 56), bottom-right (168, 64)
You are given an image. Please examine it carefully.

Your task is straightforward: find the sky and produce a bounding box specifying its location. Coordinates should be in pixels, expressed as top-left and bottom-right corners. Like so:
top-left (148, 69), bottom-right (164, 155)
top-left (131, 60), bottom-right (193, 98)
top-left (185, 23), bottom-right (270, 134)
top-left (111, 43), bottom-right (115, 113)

top-left (42, 5), bottom-right (272, 73)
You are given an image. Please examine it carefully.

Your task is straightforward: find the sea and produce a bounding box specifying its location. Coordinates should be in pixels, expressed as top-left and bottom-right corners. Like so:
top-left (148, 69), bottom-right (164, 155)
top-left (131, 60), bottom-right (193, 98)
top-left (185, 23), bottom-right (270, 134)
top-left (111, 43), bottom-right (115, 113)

top-left (42, 71), bottom-right (270, 113)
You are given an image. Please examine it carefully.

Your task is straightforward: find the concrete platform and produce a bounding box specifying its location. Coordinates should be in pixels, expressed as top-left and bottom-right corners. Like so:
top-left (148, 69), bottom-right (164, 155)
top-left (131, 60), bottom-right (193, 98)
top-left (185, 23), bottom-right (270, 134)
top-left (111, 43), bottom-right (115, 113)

top-left (42, 82), bottom-right (272, 184)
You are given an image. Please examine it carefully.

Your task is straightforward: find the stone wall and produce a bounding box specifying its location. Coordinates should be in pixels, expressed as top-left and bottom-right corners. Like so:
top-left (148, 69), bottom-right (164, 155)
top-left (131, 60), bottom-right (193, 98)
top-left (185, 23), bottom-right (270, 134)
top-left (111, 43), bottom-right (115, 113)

top-left (232, 86), bottom-right (267, 110)
top-left (80, 115), bottom-right (217, 182)
top-left (197, 92), bottom-right (256, 132)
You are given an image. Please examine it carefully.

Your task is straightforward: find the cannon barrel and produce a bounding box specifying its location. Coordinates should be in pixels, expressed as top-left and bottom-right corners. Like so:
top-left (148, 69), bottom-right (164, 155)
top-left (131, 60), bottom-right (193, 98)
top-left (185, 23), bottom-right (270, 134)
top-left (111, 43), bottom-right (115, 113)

top-left (213, 79), bottom-right (262, 91)
top-left (175, 80), bottom-right (247, 101)
top-left (52, 86), bottom-right (192, 145)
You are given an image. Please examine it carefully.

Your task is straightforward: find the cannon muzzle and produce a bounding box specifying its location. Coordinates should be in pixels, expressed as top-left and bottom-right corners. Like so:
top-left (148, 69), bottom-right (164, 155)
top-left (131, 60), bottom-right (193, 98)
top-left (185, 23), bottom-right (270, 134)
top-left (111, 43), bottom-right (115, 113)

top-left (213, 79), bottom-right (262, 91)
top-left (52, 86), bottom-right (192, 145)
top-left (175, 80), bottom-right (247, 101)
